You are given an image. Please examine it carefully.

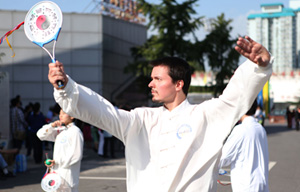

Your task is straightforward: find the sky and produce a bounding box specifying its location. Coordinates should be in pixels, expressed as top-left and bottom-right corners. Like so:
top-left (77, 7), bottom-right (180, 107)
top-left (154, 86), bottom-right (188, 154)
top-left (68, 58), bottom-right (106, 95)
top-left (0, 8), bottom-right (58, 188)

top-left (0, 0), bottom-right (291, 37)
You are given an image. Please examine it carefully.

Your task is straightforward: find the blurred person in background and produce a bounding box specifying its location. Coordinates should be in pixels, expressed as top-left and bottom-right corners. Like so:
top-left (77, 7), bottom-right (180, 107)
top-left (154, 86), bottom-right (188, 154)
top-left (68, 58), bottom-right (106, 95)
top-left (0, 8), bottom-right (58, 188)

top-left (219, 100), bottom-right (269, 192)
top-left (27, 102), bottom-right (47, 163)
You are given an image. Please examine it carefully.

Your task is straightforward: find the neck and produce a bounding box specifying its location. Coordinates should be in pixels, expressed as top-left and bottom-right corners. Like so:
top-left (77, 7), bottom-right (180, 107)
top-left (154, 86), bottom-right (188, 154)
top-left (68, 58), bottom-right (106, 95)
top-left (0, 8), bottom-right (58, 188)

top-left (65, 122), bottom-right (73, 126)
top-left (240, 115), bottom-right (249, 122)
top-left (164, 97), bottom-right (186, 111)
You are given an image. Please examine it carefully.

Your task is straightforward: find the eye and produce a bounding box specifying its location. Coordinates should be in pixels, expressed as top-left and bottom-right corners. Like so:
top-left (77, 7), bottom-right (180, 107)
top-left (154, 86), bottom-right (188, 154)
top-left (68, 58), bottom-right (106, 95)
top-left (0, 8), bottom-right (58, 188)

top-left (155, 77), bottom-right (162, 81)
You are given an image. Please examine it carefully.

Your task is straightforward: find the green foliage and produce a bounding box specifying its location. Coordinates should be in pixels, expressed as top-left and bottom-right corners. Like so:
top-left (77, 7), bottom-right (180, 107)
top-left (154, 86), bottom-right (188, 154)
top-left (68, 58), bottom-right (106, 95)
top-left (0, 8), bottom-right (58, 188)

top-left (125, 0), bottom-right (204, 77)
top-left (189, 85), bottom-right (213, 93)
top-left (126, 3), bottom-right (240, 97)
top-left (202, 13), bottom-right (240, 96)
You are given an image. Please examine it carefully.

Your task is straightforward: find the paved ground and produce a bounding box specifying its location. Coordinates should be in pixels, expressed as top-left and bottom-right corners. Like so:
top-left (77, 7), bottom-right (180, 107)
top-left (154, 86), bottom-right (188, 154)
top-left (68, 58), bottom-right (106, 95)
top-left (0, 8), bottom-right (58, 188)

top-left (0, 146), bottom-right (127, 192)
top-left (1, 120), bottom-right (300, 192)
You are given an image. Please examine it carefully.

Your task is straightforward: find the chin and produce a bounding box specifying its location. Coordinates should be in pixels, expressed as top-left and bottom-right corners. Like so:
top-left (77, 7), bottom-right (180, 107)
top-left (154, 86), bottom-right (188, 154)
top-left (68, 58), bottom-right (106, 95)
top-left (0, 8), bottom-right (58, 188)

top-left (152, 97), bottom-right (163, 104)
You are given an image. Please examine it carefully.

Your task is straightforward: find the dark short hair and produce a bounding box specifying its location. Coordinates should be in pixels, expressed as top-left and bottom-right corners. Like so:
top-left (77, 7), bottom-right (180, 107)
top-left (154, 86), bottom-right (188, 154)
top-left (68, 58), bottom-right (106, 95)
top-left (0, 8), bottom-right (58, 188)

top-left (33, 102), bottom-right (41, 113)
top-left (52, 103), bottom-right (61, 114)
top-left (149, 57), bottom-right (191, 96)
top-left (246, 99), bottom-right (258, 116)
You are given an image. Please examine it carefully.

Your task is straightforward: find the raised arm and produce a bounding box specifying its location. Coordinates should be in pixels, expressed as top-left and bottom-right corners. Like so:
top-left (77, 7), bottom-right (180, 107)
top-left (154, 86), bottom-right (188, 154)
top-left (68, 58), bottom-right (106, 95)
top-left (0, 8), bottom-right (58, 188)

top-left (203, 36), bottom-right (273, 141)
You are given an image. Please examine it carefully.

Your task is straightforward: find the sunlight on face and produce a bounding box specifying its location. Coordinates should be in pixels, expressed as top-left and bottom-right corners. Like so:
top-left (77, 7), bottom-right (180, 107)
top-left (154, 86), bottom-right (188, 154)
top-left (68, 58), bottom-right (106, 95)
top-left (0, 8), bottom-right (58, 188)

top-left (148, 65), bottom-right (177, 104)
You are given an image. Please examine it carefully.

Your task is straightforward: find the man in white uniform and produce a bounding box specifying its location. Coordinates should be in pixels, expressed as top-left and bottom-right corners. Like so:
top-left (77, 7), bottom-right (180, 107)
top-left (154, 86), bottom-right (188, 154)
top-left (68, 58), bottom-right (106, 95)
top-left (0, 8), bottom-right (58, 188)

top-left (48, 36), bottom-right (273, 191)
top-left (219, 100), bottom-right (269, 192)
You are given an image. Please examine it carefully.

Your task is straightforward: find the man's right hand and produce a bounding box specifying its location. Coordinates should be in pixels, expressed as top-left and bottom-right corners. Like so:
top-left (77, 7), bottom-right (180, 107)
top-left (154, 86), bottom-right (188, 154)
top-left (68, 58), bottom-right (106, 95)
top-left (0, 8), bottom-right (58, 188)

top-left (235, 36), bottom-right (271, 67)
top-left (48, 60), bottom-right (68, 89)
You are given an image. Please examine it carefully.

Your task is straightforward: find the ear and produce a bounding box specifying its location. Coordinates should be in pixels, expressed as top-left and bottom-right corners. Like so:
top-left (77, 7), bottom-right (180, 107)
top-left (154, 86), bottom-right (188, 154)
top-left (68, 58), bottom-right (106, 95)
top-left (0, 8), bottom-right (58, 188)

top-left (175, 80), bottom-right (184, 91)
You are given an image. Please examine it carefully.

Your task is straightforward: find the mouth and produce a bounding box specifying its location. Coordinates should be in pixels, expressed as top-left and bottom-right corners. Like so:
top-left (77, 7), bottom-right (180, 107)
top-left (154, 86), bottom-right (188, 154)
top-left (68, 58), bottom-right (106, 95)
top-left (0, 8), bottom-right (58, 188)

top-left (151, 90), bottom-right (157, 95)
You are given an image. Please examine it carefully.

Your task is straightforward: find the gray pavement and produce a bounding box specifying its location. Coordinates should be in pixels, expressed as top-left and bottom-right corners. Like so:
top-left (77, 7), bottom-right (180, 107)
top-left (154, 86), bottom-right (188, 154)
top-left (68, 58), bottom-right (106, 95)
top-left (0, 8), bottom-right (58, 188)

top-left (1, 120), bottom-right (300, 192)
top-left (0, 146), bottom-right (127, 192)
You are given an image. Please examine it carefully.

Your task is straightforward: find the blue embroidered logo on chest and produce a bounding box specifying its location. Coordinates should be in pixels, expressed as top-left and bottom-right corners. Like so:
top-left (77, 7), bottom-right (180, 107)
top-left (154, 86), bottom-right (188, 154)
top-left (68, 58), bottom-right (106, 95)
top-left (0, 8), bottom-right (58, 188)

top-left (176, 124), bottom-right (192, 139)
top-left (60, 135), bottom-right (67, 144)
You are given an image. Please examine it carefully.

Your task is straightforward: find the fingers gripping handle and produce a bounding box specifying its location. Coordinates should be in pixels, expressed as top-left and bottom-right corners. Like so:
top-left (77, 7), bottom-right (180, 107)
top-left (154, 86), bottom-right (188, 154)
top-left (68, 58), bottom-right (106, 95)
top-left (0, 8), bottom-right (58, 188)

top-left (52, 58), bottom-right (64, 88)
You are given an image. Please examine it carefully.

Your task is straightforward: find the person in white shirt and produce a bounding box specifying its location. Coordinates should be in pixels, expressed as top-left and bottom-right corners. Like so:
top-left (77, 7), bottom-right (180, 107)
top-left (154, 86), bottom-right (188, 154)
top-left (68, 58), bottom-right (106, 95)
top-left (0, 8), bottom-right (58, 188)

top-left (219, 100), bottom-right (269, 192)
top-left (37, 109), bottom-right (84, 192)
top-left (47, 36), bottom-right (273, 192)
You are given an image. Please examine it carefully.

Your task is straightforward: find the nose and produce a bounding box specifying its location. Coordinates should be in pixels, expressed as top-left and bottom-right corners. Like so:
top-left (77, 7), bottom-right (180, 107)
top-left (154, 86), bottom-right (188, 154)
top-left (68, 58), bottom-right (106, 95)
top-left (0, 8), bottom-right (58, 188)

top-left (148, 80), bottom-right (153, 88)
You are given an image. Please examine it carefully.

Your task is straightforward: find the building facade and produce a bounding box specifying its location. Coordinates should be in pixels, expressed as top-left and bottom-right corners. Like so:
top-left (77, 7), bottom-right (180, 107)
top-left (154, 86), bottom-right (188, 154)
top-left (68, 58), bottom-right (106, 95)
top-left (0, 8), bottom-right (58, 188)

top-left (248, 1), bottom-right (300, 105)
top-left (0, 10), bottom-right (147, 114)
top-left (248, 2), bottom-right (299, 73)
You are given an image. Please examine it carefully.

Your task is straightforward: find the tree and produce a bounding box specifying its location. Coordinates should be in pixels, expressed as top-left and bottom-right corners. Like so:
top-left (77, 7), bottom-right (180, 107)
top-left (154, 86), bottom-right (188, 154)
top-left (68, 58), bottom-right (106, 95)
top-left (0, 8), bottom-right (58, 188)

top-left (125, 0), bottom-right (204, 79)
top-left (202, 13), bottom-right (240, 96)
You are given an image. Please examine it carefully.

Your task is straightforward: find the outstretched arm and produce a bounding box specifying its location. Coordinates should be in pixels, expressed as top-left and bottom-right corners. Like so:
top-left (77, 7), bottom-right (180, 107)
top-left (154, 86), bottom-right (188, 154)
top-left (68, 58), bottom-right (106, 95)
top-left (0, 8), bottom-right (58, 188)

top-left (235, 36), bottom-right (270, 67)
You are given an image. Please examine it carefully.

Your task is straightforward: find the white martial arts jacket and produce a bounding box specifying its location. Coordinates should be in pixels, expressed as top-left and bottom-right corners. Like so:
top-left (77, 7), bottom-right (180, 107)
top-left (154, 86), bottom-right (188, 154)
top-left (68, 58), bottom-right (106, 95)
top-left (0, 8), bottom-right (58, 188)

top-left (37, 122), bottom-right (84, 192)
top-left (54, 59), bottom-right (272, 192)
top-left (219, 116), bottom-right (269, 192)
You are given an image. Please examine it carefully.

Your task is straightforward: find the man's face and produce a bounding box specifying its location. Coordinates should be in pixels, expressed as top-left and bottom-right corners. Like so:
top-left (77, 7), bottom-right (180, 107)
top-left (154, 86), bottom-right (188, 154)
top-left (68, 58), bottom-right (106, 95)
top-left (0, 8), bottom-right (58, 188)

top-left (148, 65), bottom-right (177, 103)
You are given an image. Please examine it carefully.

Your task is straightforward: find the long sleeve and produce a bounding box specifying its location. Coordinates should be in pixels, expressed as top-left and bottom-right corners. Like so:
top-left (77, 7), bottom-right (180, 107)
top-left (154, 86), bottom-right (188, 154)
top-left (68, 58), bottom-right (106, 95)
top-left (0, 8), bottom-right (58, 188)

top-left (12, 107), bottom-right (28, 131)
top-left (203, 58), bottom-right (273, 141)
top-left (36, 123), bottom-right (57, 142)
top-left (17, 109), bottom-right (28, 128)
top-left (53, 76), bottom-right (135, 142)
top-left (219, 125), bottom-right (242, 168)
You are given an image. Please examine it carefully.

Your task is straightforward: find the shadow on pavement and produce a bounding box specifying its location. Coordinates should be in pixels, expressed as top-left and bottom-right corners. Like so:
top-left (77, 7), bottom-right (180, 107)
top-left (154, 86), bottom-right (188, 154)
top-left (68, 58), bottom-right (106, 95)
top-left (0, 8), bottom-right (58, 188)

top-left (0, 161), bottom-right (45, 190)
